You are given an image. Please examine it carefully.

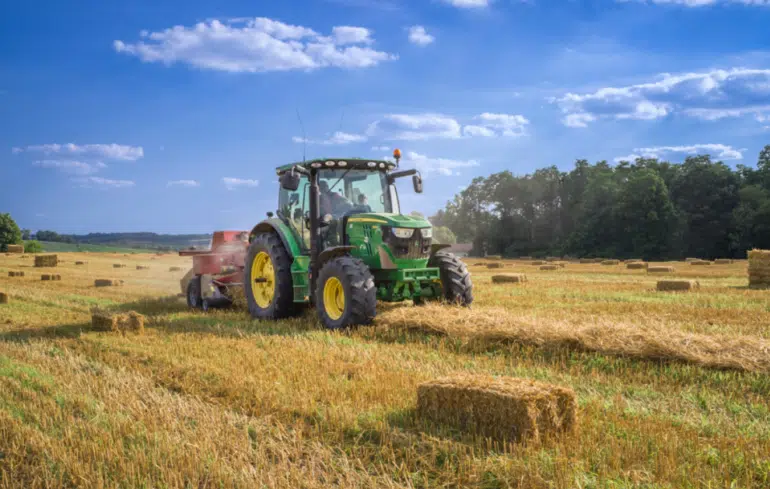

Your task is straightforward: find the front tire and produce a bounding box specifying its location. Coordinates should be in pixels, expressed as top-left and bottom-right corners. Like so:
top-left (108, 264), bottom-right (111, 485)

top-left (316, 256), bottom-right (376, 329)
top-left (186, 276), bottom-right (201, 309)
top-left (244, 232), bottom-right (294, 319)
top-left (429, 251), bottom-right (473, 306)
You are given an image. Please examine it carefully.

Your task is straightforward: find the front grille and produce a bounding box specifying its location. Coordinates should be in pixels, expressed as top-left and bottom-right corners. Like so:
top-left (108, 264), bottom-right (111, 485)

top-left (383, 227), bottom-right (431, 259)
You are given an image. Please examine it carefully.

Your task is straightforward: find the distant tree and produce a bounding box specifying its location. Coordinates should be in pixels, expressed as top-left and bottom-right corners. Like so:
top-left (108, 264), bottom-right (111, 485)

top-left (432, 226), bottom-right (457, 245)
top-left (21, 229), bottom-right (31, 240)
top-left (35, 230), bottom-right (60, 242)
top-left (0, 213), bottom-right (23, 251)
top-left (23, 240), bottom-right (44, 253)
top-left (409, 211), bottom-right (425, 219)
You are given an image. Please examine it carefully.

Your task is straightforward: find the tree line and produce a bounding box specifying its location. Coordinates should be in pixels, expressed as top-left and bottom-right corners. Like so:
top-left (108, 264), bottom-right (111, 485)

top-left (430, 145), bottom-right (770, 260)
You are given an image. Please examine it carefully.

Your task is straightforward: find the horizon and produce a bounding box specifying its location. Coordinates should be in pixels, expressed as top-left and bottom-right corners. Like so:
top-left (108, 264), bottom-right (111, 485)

top-left (2, 0), bottom-right (770, 234)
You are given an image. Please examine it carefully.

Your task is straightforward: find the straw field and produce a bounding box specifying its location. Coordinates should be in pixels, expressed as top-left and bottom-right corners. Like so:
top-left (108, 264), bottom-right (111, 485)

top-left (0, 252), bottom-right (769, 488)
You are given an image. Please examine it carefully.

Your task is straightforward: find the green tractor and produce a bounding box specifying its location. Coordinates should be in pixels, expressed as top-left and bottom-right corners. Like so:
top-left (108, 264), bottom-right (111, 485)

top-left (244, 149), bottom-right (473, 329)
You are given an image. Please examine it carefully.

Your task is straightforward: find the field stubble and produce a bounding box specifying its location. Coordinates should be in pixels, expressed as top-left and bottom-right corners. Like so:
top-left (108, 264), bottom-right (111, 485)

top-left (1, 253), bottom-right (769, 488)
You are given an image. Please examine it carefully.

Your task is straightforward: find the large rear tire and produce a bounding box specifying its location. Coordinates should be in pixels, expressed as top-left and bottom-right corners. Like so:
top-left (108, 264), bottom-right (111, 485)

top-left (316, 256), bottom-right (376, 329)
top-left (426, 251), bottom-right (473, 306)
top-left (186, 276), bottom-right (201, 309)
top-left (244, 232), bottom-right (294, 319)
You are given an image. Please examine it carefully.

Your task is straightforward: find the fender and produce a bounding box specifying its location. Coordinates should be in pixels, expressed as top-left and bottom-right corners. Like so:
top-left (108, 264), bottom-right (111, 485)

top-left (430, 243), bottom-right (452, 258)
top-left (319, 246), bottom-right (355, 268)
top-left (248, 219), bottom-right (303, 259)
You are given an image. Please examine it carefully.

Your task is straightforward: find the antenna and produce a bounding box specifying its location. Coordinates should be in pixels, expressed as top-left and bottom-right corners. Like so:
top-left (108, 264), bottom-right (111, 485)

top-left (296, 108), bottom-right (306, 162)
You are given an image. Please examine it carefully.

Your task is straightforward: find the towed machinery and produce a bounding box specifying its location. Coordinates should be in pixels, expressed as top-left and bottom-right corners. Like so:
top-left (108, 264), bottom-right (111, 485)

top-left (183, 149), bottom-right (473, 329)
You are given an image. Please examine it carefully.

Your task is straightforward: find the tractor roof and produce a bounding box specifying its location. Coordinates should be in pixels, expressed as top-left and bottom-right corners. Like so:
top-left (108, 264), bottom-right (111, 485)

top-left (275, 158), bottom-right (398, 174)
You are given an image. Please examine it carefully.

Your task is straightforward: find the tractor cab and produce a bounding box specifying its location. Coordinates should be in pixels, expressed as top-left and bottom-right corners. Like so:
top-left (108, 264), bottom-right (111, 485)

top-left (242, 149), bottom-right (472, 330)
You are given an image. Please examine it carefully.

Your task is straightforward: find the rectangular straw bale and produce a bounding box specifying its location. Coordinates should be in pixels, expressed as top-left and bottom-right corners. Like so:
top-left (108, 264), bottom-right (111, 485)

top-left (531, 260), bottom-right (547, 266)
top-left (540, 265), bottom-right (559, 271)
top-left (473, 262), bottom-right (486, 266)
top-left (685, 257), bottom-right (699, 262)
top-left (546, 256), bottom-right (560, 262)
top-left (91, 309), bottom-right (120, 332)
top-left (8, 271), bottom-right (25, 277)
top-left (75, 261), bottom-right (87, 265)
top-left (657, 279), bottom-right (700, 292)
top-left (169, 266), bottom-right (182, 272)
top-left (416, 374), bottom-right (577, 443)
top-left (136, 265), bottom-right (150, 270)
top-left (41, 274), bottom-right (52, 281)
top-left (122, 311), bottom-right (146, 334)
top-left (714, 259), bottom-right (734, 265)
top-left (113, 263), bottom-right (126, 268)
top-left (601, 260), bottom-right (620, 265)
top-left (34, 254), bottom-right (58, 267)
top-left (486, 263), bottom-right (505, 269)
top-left (0, 292), bottom-right (8, 304)
top-left (6, 244), bottom-right (24, 253)
top-left (690, 260), bottom-right (712, 266)
top-left (626, 262), bottom-right (648, 270)
top-left (492, 274), bottom-right (527, 284)
top-left (94, 278), bottom-right (124, 287)
top-left (748, 249), bottom-right (770, 288)
top-left (647, 266), bottom-right (675, 273)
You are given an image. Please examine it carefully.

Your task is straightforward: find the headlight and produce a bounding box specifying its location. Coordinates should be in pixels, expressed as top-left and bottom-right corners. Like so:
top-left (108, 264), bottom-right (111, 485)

top-left (392, 227), bottom-right (414, 239)
top-left (420, 228), bottom-right (432, 238)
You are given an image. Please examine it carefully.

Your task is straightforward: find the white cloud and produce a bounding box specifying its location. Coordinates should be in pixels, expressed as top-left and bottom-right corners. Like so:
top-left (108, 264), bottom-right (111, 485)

top-left (32, 160), bottom-right (106, 175)
top-left (619, 0), bottom-right (770, 6)
top-left (367, 112), bottom-right (529, 140)
top-left (223, 177), bottom-right (259, 190)
top-left (114, 17), bottom-right (396, 73)
top-left (613, 144), bottom-right (745, 163)
top-left (13, 143), bottom-right (144, 160)
top-left (292, 131), bottom-right (367, 145)
top-left (553, 68), bottom-right (770, 127)
top-left (167, 179), bottom-right (200, 187)
top-left (442, 0), bottom-right (490, 7)
top-left (371, 145), bottom-right (390, 151)
top-left (408, 26), bottom-right (434, 46)
top-left (400, 151), bottom-right (480, 176)
top-left (75, 176), bottom-right (135, 188)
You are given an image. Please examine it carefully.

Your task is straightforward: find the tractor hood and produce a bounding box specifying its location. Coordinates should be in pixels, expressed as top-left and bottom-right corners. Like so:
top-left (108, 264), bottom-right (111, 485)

top-left (346, 213), bottom-right (431, 229)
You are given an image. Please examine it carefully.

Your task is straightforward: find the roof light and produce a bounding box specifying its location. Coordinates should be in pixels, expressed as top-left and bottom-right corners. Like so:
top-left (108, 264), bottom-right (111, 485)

top-left (379, 162), bottom-right (385, 168)
top-left (367, 161), bottom-right (377, 168)
top-left (338, 161), bottom-right (347, 167)
top-left (311, 162), bottom-right (322, 168)
top-left (387, 164), bottom-right (395, 170)
top-left (325, 160), bottom-right (335, 167)
top-left (393, 148), bottom-right (401, 160)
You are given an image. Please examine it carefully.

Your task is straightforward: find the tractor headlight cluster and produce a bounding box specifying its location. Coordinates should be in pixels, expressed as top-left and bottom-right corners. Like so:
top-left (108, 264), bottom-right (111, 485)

top-left (420, 228), bottom-right (432, 239)
top-left (392, 227), bottom-right (415, 239)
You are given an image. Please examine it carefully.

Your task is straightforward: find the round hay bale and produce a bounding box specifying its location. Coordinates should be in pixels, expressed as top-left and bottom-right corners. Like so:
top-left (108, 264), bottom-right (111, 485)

top-left (492, 273), bottom-right (527, 284)
top-left (647, 266), bottom-right (675, 273)
top-left (540, 265), bottom-right (559, 271)
top-left (486, 263), bottom-right (505, 269)
top-left (0, 292), bottom-right (8, 304)
top-left (601, 260), bottom-right (620, 266)
top-left (657, 280), bottom-right (700, 292)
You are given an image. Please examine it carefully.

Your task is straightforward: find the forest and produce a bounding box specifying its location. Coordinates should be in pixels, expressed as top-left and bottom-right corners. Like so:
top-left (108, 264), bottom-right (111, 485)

top-left (430, 145), bottom-right (770, 260)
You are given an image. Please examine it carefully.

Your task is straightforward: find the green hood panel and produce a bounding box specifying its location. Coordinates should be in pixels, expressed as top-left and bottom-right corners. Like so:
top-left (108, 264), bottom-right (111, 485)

top-left (347, 213), bottom-right (431, 229)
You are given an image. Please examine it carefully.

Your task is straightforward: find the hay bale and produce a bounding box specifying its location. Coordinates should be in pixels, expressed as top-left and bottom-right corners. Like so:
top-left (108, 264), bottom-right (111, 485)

top-left (94, 279), bottom-right (124, 287)
top-left (416, 374), bottom-right (577, 443)
top-left (75, 261), bottom-right (87, 265)
top-left (169, 266), bottom-right (182, 272)
top-left (486, 263), bottom-right (505, 269)
top-left (748, 249), bottom-right (770, 288)
top-left (647, 266), bottom-right (675, 273)
top-left (690, 260), bottom-right (712, 266)
top-left (531, 260), bottom-right (547, 266)
top-left (91, 308), bottom-right (145, 334)
top-left (579, 258), bottom-right (594, 264)
top-left (6, 244), bottom-right (24, 253)
top-left (0, 292), bottom-right (8, 304)
top-left (492, 274), bottom-right (527, 284)
top-left (473, 262), bottom-right (486, 266)
top-left (113, 263), bottom-right (126, 268)
top-left (626, 262), bottom-right (648, 270)
top-left (136, 265), bottom-right (150, 270)
top-left (657, 280), bottom-right (700, 292)
top-left (34, 254), bottom-right (58, 267)
top-left (123, 311), bottom-right (146, 334)
top-left (8, 271), bottom-right (25, 277)
top-left (540, 265), bottom-right (559, 271)
top-left (41, 274), bottom-right (51, 281)
top-left (91, 309), bottom-right (120, 331)
top-left (685, 257), bottom-right (699, 262)
top-left (715, 259), bottom-right (734, 265)
top-left (601, 260), bottom-right (619, 266)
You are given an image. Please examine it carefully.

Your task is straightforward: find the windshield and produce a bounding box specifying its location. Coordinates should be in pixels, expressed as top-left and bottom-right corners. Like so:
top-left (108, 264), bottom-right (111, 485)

top-left (319, 169), bottom-right (397, 216)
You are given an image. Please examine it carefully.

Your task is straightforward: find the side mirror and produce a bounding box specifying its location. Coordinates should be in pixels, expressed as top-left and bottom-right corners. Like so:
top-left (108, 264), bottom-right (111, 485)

top-left (280, 170), bottom-right (300, 191)
top-left (413, 174), bottom-right (423, 194)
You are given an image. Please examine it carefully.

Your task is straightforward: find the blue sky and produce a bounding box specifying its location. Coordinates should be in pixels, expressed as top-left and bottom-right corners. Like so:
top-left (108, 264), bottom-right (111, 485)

top-left (2, 0), bottom-right (769, 234)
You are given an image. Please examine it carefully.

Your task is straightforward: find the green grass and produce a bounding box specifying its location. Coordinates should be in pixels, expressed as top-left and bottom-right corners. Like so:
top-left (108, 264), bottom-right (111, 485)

top-left (32, 241), bottom-right (152, 253)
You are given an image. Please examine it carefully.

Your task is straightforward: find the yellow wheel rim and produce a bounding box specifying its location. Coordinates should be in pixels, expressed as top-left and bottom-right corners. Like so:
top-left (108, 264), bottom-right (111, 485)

top-left (323, 277), bottom-right (345, 320)
top-left (250, 251), bottom-right (275, 308)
